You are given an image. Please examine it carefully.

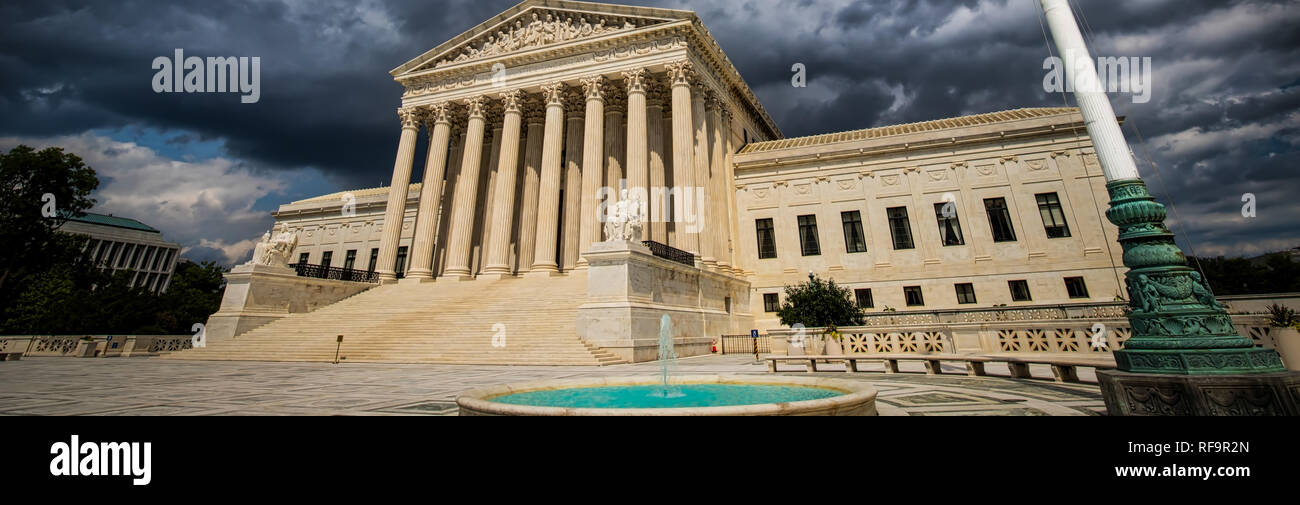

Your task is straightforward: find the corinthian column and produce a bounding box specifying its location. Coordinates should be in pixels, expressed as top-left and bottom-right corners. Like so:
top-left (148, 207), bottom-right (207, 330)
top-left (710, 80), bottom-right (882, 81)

top-left (623, 68), bottom-right (650, 240)
top-left (375, 107), bottom-right (421, 283)
top-left (707, 95), bottom-right (729, 272)
top-left (406, 103), bottom-right (453, 281)
top-left (721, 109), bottom-right (741, 275)
top-left (442, 96), bottom-right (489, 280)
top-left (530, 82), bottom-right (567, 274)
top-left (516, 99), bottom-right (545, 272)
top-left (561, 89), bottom-right (585, 271)
top-left (481, 90), bottom-right (525, 278)
top-left (603, 84), bottom-right (626, 214)
top-left (666, 61), bottom-right (699, 257)
top-left (647, 80), bottom-right (669, 244)
top-left (576, 75), bottom-right (605, 268)
top-left (692, 84), bottom-right (715, 268)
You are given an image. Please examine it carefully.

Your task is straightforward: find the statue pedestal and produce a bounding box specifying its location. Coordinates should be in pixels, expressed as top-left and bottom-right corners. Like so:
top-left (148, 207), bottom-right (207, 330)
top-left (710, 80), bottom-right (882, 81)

top-left (577, 240), bottom-right (751, 362)
top-left (204, 262), bottom-right (375, 342)
top-left (1098, 369), bottom-right (1300, 415)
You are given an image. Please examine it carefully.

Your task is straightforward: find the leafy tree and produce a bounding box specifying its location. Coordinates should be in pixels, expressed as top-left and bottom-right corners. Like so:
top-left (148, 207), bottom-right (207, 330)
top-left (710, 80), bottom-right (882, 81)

top-left (0, 145), bottom-right (98, 295)
top-left (776, 274), bottom-right (865, 328)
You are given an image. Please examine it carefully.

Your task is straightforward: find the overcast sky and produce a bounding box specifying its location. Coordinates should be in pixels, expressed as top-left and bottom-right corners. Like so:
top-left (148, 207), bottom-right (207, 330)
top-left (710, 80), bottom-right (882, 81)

top-left (2, 0), bottom-right (1296, 266)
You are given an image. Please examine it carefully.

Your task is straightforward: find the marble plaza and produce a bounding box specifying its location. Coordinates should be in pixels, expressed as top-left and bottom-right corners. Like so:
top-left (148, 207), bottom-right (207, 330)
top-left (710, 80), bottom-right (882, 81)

top-left (0, 356), bottom-right (1106, 416)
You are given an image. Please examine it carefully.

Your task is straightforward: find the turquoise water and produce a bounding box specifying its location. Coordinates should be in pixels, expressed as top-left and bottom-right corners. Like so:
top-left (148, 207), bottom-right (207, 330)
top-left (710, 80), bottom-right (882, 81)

top-left (490, 384), bottom-right (842, 408)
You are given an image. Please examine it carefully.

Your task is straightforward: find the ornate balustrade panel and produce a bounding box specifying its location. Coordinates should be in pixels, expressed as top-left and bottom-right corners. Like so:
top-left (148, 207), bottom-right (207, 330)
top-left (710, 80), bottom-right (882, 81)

top-left (767, 315), bottom-right (1271, 356)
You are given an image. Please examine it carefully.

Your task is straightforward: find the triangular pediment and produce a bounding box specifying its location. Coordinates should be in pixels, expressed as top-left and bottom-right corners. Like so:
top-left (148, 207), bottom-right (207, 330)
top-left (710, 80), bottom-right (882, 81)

top-left (392, 0), bottom-right (691, 77)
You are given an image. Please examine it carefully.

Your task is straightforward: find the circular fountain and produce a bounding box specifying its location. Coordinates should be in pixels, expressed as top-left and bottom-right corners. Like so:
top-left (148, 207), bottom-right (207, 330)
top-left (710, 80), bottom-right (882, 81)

top-left (456, 315), bottom-right (878, 416)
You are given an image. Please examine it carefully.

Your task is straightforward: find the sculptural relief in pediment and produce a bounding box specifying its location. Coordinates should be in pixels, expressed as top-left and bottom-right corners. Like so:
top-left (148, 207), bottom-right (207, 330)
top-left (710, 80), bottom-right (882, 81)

top-left (428, 10), bottom-right (667, 70)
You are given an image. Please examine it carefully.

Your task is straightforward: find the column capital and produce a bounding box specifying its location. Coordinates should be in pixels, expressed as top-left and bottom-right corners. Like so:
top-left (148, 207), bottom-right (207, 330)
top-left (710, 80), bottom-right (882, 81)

top-left (463, 96), bottom-right (488, 119)
top-left (524, 97), bottom-right (546, 125)
top-left (580, 75), bottom-right (606, 102)
top-left (705, 93), bottom-right (722, 112)
top-left (647, 76), bottom-right (669, 109)
top-left (423, 102), bottom-right (453, 126)
top-left (564, 88), bottom-right (586, 119)
top-left (541, 82), bottom-right (567, 108)
top-left (398, 107), bottom-right (421, 130)
top-left (499, 89), bottom-right (525, 113)
top-left (692, 81), bottom-right (713, 102)
top-left (621, 68), bottom-right (649, 94)
top-left (603, 83), bottom-right (626, 114)
top-left (665, 61), bottom-right (694, 88)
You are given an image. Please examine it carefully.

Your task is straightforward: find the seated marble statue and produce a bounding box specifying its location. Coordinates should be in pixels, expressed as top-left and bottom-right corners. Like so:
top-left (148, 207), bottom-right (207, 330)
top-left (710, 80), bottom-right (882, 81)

top-left (245, 223), bottom-right (299, 267)
top-left (602, 189), bottom-right (644, 242)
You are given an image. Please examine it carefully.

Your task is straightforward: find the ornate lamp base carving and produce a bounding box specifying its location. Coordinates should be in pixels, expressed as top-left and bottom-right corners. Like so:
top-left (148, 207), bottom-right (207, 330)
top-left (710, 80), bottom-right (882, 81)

top-left (1105, 178), bottom-right (1286, 375)
top-left (1097, 370), bottom-right (1300, 416)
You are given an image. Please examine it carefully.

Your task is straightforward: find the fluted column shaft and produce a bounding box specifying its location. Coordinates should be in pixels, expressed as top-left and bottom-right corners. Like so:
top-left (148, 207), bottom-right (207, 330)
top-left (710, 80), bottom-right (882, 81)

top-left (561, 104), bottom-right (584, 271)
top-left (667, 62), bottom-right (699, 256)
top-left (516, 104), bottom-right (545, 272)
top-left (603, 100), bottom-right (625, 214)
top-left (647, 96), bottom-right (668, 244)
top-left (482, 91), bottom-right (525, 275)
top-left (443, 97), bottom-right (488, 278)
top-left (721, 110), bottom-right (741, 274)
top-left (623, 69), bottom-right (649, 239)
top-left (576, 76), bottom-right (605, 268)
top-left (407, 104), bottom-right (453, 280)
top-left (376, 108), bottom-right (421, 282)
top-left (692, 85), bottom-right (715, 266)
top-left (531, 83), bottom-right (567, 273)
top-left (707, 98), bottom-right (728, 271)
top-left (475, 119), bottom-right (503, 273)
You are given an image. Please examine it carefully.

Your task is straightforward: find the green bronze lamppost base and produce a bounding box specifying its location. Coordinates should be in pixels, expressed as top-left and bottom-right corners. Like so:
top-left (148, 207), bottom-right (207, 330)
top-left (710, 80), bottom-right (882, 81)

top-left (1098, 178), bottom-right (1297, 415)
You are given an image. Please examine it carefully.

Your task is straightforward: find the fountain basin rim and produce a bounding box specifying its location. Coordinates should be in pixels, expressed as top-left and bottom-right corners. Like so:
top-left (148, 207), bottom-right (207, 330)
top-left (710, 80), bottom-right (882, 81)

top-left (456, 374), bottom-right (878, 416)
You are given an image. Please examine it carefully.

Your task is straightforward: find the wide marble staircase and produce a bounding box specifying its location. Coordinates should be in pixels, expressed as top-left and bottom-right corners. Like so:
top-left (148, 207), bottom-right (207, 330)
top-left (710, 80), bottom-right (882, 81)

top-left (162, 272), bottom-right (625, 365)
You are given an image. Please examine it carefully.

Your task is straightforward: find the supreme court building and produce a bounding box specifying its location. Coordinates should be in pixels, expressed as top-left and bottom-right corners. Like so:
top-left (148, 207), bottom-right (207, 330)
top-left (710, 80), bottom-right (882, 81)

top-left (267, 0), bottom-right (1126, 336)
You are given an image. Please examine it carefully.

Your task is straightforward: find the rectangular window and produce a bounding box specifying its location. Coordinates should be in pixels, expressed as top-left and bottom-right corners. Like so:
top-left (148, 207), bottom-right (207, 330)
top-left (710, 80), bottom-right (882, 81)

top-left (129, 244), bottom-right (144, 269)
top-left (984, 197), bottom-right (1017, 242)
top-left (320, 251), bottom-right (333, 270)
top-left (1009, 280), bottom-right (1032, 302)
top-left (298, 252), bottom-right (310, 265)
top-left (755, 218), bottom-right (777, 259)
top-left (394, 246), bottom-right (408, 278)
top-left (140, 247), bottom-right (156, 271)
top-left (107, 242), bottom-right (123, 268)
top-left (763, 293), bottom-right (780, 313)
top-left (368, 248), bottom-right (379, 273)
top-left (116, 244), bottom-right (134, 268)
top-left (1036, 192), bottom-right (1072, 238)
top-left (854, 288), bottom-right (874, 308)
top-left (160, 249), bottom-right (174, 271)
top-left (344, 250), bottom-right (357, 270)
top-left (904, 286), bottom-right (925, 306)
top-left (1065, 276), bottom-right (1089, 298)
top-left (887, 207), bottom-right (914, 250)
top-left (797, 215), bottom-right (821, 256)
top-left (841, 211), bottom-right (867, 253)
top-left (955, 283), bottom-right (977, 304)
top-left (95, 241), bottom-right (113, 265)
top-left (933, 203), bottom-right (965, 246)
top-left (151, 246), bottom-right (165, 270)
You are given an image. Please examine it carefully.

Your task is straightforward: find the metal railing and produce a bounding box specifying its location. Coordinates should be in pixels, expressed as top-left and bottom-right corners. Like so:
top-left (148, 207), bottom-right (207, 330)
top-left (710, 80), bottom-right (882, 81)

top-left (642, 240), bottom-right (695, 267)
top-left (719, 333), bottom-right (771, 355)
top-left (289, 263), bottom-right (380, 284)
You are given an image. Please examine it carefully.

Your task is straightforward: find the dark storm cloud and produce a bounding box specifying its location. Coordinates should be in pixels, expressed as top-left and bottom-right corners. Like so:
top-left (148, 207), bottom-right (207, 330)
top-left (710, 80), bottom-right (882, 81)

top-left (1, 0), bottom-right (1297, 258)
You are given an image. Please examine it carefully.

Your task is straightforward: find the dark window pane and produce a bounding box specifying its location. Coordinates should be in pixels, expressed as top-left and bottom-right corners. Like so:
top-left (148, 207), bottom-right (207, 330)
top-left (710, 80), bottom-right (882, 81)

top-left (368, 248), bottom-right (379, 273)
top-left (904, 286), bottom-right (924, 306)
top-left (797, 215), bottom-right (821, 256)
top-left (321, 251), bottom-right (333, 270)
top-left (344, 250), bottom-right (357, 270)
top-left (841, 211), bottom-right (867, 253)
top-left (955, 283), bottom-right (977, 304)
top-left (933, 202), bottom-right (965, 246)
top-left (1036, 192), bottom-right (1072, 238)
top-left (394, 246), bottom-right (408, 278)
top-left (756, 218), bottom-right (777, 259)
top-left (854, 288), bottom-right (874, 308)
top-left (1065, 277), bottom-right (1089, 298)
top-left (984, 197), bottom-right (1017, 242)
top-left (1009, 280), bottom-right (1032, 301)
top-left (298, 252), bottom-right (310, 265)
top-left (763, 293), bottom-right (780, 312)
top-left (887, 207), bottom-right (914, 250)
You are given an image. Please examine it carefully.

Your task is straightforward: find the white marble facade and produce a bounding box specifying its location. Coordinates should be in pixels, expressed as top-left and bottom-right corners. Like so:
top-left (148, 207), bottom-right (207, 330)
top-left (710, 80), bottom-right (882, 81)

top-left (271, 1), bottom-right (1128, 330)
